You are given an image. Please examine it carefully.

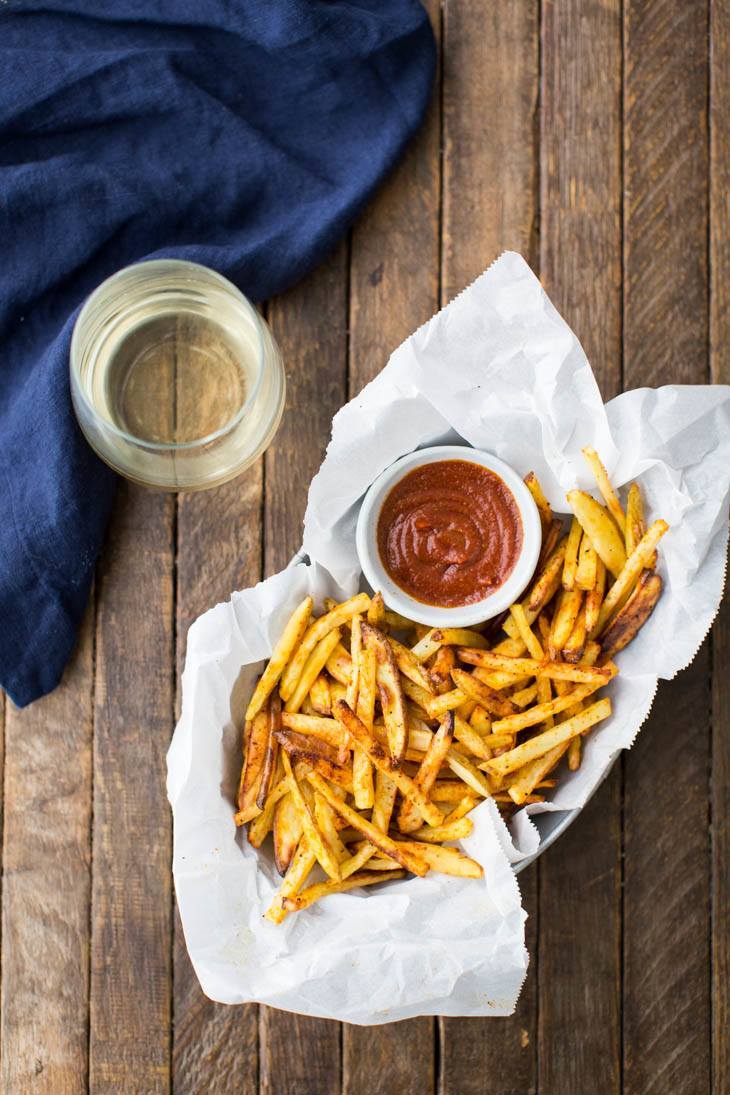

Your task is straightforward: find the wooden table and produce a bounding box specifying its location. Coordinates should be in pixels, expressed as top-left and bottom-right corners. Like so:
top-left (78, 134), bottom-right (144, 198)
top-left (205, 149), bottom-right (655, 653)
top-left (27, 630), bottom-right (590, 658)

top-left (2, 2), bottom-right (727, 1092)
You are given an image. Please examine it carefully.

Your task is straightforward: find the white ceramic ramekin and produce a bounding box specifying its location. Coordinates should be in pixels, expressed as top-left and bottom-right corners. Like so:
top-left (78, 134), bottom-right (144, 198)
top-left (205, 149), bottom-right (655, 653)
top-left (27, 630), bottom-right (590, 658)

top-left (355, 445), bottom-right (542, 627)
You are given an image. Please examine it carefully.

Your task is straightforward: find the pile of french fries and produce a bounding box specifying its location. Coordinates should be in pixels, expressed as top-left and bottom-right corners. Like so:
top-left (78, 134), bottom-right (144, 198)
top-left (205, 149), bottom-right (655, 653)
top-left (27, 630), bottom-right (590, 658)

top-left (236, 447), bottom-right (668, 922)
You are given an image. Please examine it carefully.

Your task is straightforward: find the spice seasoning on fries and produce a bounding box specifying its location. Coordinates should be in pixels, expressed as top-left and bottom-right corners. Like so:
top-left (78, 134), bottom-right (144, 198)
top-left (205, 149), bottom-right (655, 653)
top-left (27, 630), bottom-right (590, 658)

top-left (235, 449), bottom-right (668, 920)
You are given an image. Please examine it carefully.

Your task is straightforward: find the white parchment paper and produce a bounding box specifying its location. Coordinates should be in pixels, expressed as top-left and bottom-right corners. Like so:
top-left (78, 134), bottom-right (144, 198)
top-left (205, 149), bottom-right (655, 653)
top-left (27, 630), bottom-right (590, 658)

top-left (167, 252), bottom-right (730, 1021)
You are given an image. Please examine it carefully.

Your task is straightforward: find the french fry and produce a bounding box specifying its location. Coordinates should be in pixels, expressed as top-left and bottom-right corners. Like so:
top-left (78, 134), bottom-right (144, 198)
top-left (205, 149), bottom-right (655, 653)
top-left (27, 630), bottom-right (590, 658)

top-left (256, 692), bottom-right (281, 809)
top-left (600, 570), bottom-right (663, 659)
top-left (346, 615), bottom-right (362, 711)
top-left (430, 645), bottom-right (457, 694)
top-left (451, 669), bottom-right (517, 718)
top-left (245, 776), bottom-right (289, 841)
top-left (325, 643), bottom-right (352, 686)
top-left (309, 674), bottom-right (332, 716)
top-left (333, 700), bottom-right (444, 826)
top-left (584, 556), bottom-right (606, 634)
top-left (625, 482), bottom-right (649, 559)
top-left (566, 489), bottom-right (626, 578)
top-left (280, 592), bottom-right (370, 701)
top-left (236, 709), bottom-right (269, 823)
top-left (562, 604), bottom-right (587, 663)
top-left (282, 870), bottom-right (404, 913)
top-left (537, 516), bottom-right (563, 570)
top-left (445, 749), bottom-right (493, 797)
top-left (451, 715), bottom-right (496, 761)
top-left (353, 640), bottom-right (376, 808)
top-left (444, 796), bottom-right (478, 823)
top-left (275, 730), bottom-right (354, 792)
top-left (469, 704), bottom-right (492, 733)
top-left (387, 636), bottom-right (435, 693)
top-left (410, 817), bottom-right (473, 843)
top-left (507, 744), bottom-right (570, 806)
top-left (426, 687), bottom-right (467, 718)
top-left (280, 713), bottom-right (347, 749)
top-left (509, 603), bottom-right (544, 660)
top-left (486, 698), bottom-right (612, 777)
top-left (568, 735), bottom-right (582, 770)
top-left (524, 471), bottom-right (552, 532)
top-left (592, 519), bottom-right (669, 636)
top-left (273, 792), bottom-right (303, 874)
top-left (367, 591), bottom-right (386, 629)
top-left (549, 589), bottom-right (583, 656)
top-left (398, 713), bottom-right (454, 833)
top-left (265, 839), bottom-right (317, 923)
top-left (307, 772), bottom-right (429, 876)
top-left (582, 446), bottom-right (626, 534)
top-left (490, 679), bottom-right (606, 735)
top-left (362, 624), bottom-right (408, 764)
top-left (562, 517), bottom-right (583, 590)
top-left (371, 769), bottom-right (398, 832)
top-left (395, 840), bottom-right (483, 879)
top-left (245, 595), bottom-right (313, 721)
top-left (284, 628), bottom-right (343, 714)
top-left (384, 608), bottom-right (419, 631)
top-left (411, 627), bottom-right (489, 663)
top-left (281, 752), bottom-right (341, 880)
top-left (431, 780), bottom-right (479, 803)
top-left (340, 843), bottom-right (378, 879)
top-left (511, 682), bottom-right (538, 708)
top-left (314, 792), bottom-right (349, 863)
top-left (527, 540), bottom-right (568, 613)
top-left (456, 648), bottom-right (613, 686)
top-left (575, 535), bottom-right (598, 591)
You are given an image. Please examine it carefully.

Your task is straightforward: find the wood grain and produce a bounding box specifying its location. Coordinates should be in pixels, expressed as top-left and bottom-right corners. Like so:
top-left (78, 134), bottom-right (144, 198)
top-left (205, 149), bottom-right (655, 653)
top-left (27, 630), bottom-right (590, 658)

top-left (623, 4), bottom-right (711, 1091)
top-left (258, 249), bottom-right (349, 1094)
top-left (441, 0), bottom-right (539, 301)
top-left (537, 3), bottom-right (623, 1091)
top-left (1, 610), bottom-right (93, 1094)
top-left (710, 2), bottom-right (730, 1086)
top-left (172, 464), bottom-right (263, 1092)
top-left (341, 2), bottom-right (440, 1088)
top-left (89, 486), bottom-right (174, 1092)
top-left (439, 2), bottom-right (539, 1090)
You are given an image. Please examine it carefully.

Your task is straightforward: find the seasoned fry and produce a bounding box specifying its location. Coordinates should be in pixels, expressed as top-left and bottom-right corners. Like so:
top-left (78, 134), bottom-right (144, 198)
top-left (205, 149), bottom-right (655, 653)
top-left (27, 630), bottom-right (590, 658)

top-left (281, 752), bottom-right (341, 880)
top-left (507, 744), bottom-right (570, 806)
top-left (490, 679), bottom-right (604, 735)
top-left (309, 674), bottom-right (331, 716)
top-left (469, 704), bottom-right (492, 733)
top-left (273, 792), bottom-right (302, 874)
top-left (562, 517), bottom-right (583, 590)
top-left (600, 570), bottom-right (663, 659)
top-left (280, 592), bottom-right (370, 701)
top-left (430, 645), bottom-right (457, 693)
top-left (509, 603), bottom-right (544, 660)
top-left (307, 772), bottom-right (429, 876)
top-left (549, 589), bottom-right (583, 656)
top-left (333, 700), bottom-right (444, 826)
top-left (353, 639), bottom-right (376, 809)
top-left (387, 636), bottom-right (435, 693)
top-left (527, 540), bottom-right (568, 613)
top-left (236, 709), bottom-right (269, 823)
top-left (575, 535), bottom-right (598, 591)
top-left (280, 713), bottom-right (347, 749)
top-left (524, 470), bottom-right (552, 532)
top-left (567, 735), bottom-right (582, 770)
top-left (245, 595), bottom-right (313, 721)
top-left (625, 482), bottom-right (648, 558)
top-left (562, 604), bottom-right (588, 663)
top-left (284, 628), bottom-right (343, 714)
top-left (410, 817), bottom-right (473, 843)
top-left (452, 669), bottom-right (517, 718)
top-left (582, 446), bottom-right (626, 533)
top-left (444, 795), bottom-right (479, 823)
top-left (537, 516), bottom-right (563, 570)
top-left (411, 627), bottom-right (489, 663)
top-left (566, 489), bottom-right (626, 578)
top-left (396, 840), bottom-right (483, 879)
top-left (584, 556), bottom-right (606, 633)
top-left (457, 648), bottom-right (613, 685)
top-left (346, 615), bottom-right (362, 710)
top-left (314, 793), bottom-right (349, 863)
top-left (363, 624), bottom-right (408, 764)
top-left (486, 698), bottom-right (612, 777)
top-left (275, 731), bottom-right (354, 791)
top-left (445, 749), bottom-right (493, 797)
top-left (282, 870), bottom-right (404, 913)
top-left (384, 607), bottom-right (418, 631)
top-left (367, 591), bottom-right (386, 629)
top-left (398, 713), bottom-right (454, 833)
top-left (256, 692), bottom-right (281, 809)
top-left (325, 643), bottom-right (352, 686)
top-left (592, 519), bottom-right (668, 636)
top-left (265, 839), bottom-right (317, 923)
top-left (246, 777), bottom-right (289, 841)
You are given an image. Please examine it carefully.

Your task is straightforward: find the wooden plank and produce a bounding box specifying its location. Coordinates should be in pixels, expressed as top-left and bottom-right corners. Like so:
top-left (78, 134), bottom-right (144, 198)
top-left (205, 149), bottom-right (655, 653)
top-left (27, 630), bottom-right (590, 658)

top-left (537, 2), bottom-right (623, 1091)
top-left (258, 248), bottom-right (348, 1094)
top-left (342, 2), bottom-right (439, 1087)
top-left (710, 2), bottom-right (730, 1085)
top-left (441, 0), bottom-right (539, 301)
top-left (1, 613), bottom-right (92, 1093)
top-left (623, 3), bottom-right (711, 1092)
top-left (172, 468), bottom-right (263, 1091)
top-left (89, 486), bottom-right (174, 1091)
top-left (439, 2), bottom-right (539, 1090)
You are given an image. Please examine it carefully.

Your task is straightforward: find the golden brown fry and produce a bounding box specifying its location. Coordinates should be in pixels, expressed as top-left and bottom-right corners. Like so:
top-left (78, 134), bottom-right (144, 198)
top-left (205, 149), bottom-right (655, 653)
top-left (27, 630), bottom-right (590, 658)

top-left (314, 792), bottom-right (349, 863)
top-left (566, 489), bottom-right (626, 578)
top-left (567, 735), bottom-right (582, 770)
top-left (584, 556), bottom-right (606, 634)
top-left (245, 776), bottom-right (289, 840)
top-left (245, 595), bottom-right (313, 721)
top-left (367, 591), bottom-right (386, 629)
top-left (281, 752), bottom-right (341, 880)
top-left (562, 604), bottom-right (588, 663)
top-left (410, 817), bottom-right (473, 843)
top-left (411, 627), bottom-right (489, 663)
top-left (236, 709), bottom-right (269, 823)
top-left (362, 623), bottom-right (408, 764)
top-left (486, 698), bottom-right (612, 777)
top-left (451, 715), bottom-right (494, 761)
top-left (443, 796), bottom-right (479, 823)
top-left (592, 519), bottom-right (668, 636)
top-left (549, 589), bottom-right (583, 656)
top-left (273, 791), bottom-right (302, 874)
top-left (309, 673), bottom-right (331, 716)
top-left (346, 614), bottom-right (362, 710)
top-left (537, 516), bottom-right (563, 571)
top-left (307, 772), bottom-right (429, 876)
top-left (600, 570), bottom-right (663, 659)
top-left (325, 643), bottom-right (352, 686)
top-left (511, 683), bottom-right (538, 708)
top-left (333, 699), bottom-right (444, 826)
top-left (371, 769), bottom-right (398, 832)
top-left (451, 668), bottom-right (517, 718)
top-left (384, 608), bottom-right (419, 631)
top-left (524, 470), bottom-right (552, 533)
top-left (457, 647), bottom-right (613, 685)
top-left (275, 730), bottom-right (354, 792)
top-left (353, 638), bottom-right (376, 808)
top-left (280, 592), bottom-right (370, 701)
top-left (265, 839), bottom-right (317, 923)
top-left (469, 704), bottom-right (492, 734)
top-left (491, 678), bottom-right (606, 734)
top-left (575, 534), bottom-right (598, 591)
top-left (509, 603), bottom-right (544, 660)
top-left (280, 712), bottom-right (347, 749)
top-left (395, 840), bottom-right (483, 879)
top-left (625, 482), bottom-right (649, 559)
top-left (562, 517), bottom-right (583, 590)
top-left (431, 780), bottom-right (479, 803)
top-left (284, 628), bottom-right (343, 714)
top-left (527, 540), bottom-right (568, 613)
top-left (387, 636), bottom-right (435, 693)
top-left (582, 446), bottom-right (626, 533)
top-left (430, 645), bottom-right (457, 694)
top-left (256, 692), bottom-right (281, 809)
top-left (398, 713), bottom-right (454, 833)
top-left (507, 744), bottom-right (570, 806)
top-left (282, 869), bottom-right (404, 913)
top-left (445, 749), bottom-right (493, 797)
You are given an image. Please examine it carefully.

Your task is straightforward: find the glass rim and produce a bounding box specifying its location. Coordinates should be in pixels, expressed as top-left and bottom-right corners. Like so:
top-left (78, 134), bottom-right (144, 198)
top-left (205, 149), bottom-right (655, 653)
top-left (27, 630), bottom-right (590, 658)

top-left (69, 258), bottom-right (266, 452)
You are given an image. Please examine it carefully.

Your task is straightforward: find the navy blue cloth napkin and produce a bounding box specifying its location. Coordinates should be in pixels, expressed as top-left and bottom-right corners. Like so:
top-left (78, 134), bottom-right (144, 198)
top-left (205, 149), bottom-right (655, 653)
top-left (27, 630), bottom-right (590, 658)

top-left (1, 1), bottom-right (435, 706)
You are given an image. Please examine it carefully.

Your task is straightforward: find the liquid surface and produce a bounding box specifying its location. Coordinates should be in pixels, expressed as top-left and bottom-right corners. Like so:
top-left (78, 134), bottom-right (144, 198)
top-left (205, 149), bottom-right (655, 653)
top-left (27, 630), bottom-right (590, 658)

top-left (99, 313), bottom-right (249, 444)
top-left (377, 459), bottom-right (523, 607)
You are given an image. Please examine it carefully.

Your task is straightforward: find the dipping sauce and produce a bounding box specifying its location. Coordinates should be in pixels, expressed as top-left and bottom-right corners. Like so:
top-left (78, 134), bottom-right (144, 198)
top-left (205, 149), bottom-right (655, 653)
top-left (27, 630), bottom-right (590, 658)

top-left (376, 459), bottom-right (523, 607)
